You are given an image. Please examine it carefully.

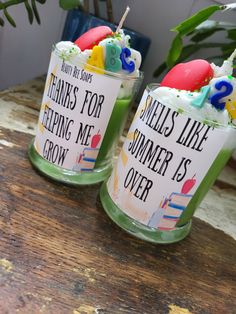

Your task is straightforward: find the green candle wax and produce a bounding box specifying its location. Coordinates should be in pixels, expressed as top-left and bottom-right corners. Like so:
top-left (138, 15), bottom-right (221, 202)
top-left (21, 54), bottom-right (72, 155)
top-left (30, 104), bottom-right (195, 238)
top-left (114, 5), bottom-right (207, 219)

top-left (95, 96), bottom-right (132, 167)
top-left (177, 149), bottom-right (233, 226)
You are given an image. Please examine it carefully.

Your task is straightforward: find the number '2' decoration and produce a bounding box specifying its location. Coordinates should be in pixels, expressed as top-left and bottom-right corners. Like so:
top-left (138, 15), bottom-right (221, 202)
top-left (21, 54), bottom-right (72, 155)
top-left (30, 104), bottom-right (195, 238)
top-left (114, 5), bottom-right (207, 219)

top-left (210, 80), bottom-right (233, 111)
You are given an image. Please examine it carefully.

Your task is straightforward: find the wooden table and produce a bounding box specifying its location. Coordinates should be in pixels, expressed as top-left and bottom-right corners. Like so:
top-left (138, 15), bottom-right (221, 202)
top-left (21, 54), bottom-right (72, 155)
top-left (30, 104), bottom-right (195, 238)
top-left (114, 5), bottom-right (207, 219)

top-left (0, 78), bottom-right (235, 314)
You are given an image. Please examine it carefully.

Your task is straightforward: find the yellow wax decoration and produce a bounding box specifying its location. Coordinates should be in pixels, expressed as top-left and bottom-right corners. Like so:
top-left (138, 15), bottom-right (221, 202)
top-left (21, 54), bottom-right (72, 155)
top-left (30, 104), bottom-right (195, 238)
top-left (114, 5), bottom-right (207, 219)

top-left (38, 122), bottom-right (45, 133)
top-left (85, 45), bottom-right (104, 74)
top-left (226, 101), bottom-right (236, 119)
top-left (34, 140), bottom-right (40, 153)
top-left (113, 164), bottom-right (119, 193)
top-left (120, 148), bottom-right (128, 167)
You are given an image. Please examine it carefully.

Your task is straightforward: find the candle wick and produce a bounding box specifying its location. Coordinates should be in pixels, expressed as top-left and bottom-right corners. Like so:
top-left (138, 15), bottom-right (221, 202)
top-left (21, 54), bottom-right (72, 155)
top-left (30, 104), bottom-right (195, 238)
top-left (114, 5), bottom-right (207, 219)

top-left (116, 6), bottom-right (130, 34)
top-left (228, 48), bottom-right (236, 63)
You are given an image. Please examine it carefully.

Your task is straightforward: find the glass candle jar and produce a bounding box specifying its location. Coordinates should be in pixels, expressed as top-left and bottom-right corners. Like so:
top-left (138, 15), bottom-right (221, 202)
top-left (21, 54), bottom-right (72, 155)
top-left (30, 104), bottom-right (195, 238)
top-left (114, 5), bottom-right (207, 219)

top-left (28, 46), bottom-right (143, 185)
top-left (100, 84), bottom-right (236, 244)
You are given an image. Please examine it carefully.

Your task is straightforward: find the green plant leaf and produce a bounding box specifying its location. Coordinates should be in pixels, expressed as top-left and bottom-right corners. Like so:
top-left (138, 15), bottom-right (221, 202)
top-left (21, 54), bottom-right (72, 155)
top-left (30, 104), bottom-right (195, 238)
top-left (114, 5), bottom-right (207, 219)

top-left (195, 19), bottom-right (218, 30)
top-left (154, 44), bottom-right (202, 78)
top-left (172, 5), bottom-right (220, 36)
top-left (221, 42), bottom-right (236, 55)
top-left (153, 62), bottom-right (167, 77)
top-left (166, 34), bottom-right (183, 68)
top-left (179, 44), bottom-right (200, 61)
top-left (190, 27), bottom-right (223, 42)
top-left (154, 4), bottom-right (236, 79)
top-left (228, 29), bottom-right (236, 40)
top-left (188, 20), bottom-right (236, 35)
top-left (191, 20), bottom-right (236, 42)
top-left (211, 21), bottom-right (236, 28)
top-left (206, 55), bottom-right (225, 66)
top-left (59, 0), bottom-right (82, 10)
top-left (153, 41), bottom-right (232, 78)
top-left (4, 8), bottom-right (16, 27)
top-left (0, 16), bottom-right (4, 26)
top-left (24, 0), bottom-right (34, 24)
top-left (31, 0), bottom-right (40, 24)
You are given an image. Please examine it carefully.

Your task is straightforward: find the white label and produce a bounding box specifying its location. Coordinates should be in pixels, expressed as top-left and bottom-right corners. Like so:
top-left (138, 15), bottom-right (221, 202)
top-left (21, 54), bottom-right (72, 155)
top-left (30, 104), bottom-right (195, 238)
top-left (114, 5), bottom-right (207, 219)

top-left (34, 51), bottom-right (121, 171)
top-left (107, 90), bottom-right (229, 230)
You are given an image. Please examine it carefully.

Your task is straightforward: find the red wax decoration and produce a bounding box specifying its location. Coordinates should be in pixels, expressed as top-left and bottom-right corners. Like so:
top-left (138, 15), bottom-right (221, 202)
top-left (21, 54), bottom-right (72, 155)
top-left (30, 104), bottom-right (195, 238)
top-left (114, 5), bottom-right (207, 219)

top-left (161, 60), bottom-right (213, 92)
top-left (91, 131), bottom-right (101, 148)
top-left (181, 175), bottom-right (196, 194)
top-left (74, 26), bottom-right (113, 51)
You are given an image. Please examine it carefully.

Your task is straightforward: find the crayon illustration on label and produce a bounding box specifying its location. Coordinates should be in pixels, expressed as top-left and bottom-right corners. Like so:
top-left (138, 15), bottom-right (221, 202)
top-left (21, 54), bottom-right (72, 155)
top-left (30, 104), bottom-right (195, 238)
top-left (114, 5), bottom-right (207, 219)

top-left (34, 51), bottom-right (121, 171)
top-left (107, 90), bottom-right (229, 230)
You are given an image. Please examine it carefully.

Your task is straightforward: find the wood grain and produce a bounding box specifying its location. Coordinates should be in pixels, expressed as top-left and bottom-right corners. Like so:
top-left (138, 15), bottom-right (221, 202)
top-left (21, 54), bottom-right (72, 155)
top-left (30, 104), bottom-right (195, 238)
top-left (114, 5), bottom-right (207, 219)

top-left (0, 127), bottom-right (235, 314)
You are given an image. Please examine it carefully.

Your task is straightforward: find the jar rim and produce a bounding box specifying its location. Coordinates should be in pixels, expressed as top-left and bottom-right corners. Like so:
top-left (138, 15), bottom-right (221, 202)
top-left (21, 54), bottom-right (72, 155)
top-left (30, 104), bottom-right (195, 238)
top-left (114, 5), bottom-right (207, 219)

top-left (146, 83), bottom-right (236, 130)
top-left (53, 44), bottom-right (144, 82)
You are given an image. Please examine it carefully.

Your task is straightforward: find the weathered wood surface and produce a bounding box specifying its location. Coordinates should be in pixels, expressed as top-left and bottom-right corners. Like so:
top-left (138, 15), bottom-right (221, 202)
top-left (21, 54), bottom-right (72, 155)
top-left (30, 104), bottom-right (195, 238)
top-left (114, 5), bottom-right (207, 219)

top-left (0, 79), bottom-right (235, 314)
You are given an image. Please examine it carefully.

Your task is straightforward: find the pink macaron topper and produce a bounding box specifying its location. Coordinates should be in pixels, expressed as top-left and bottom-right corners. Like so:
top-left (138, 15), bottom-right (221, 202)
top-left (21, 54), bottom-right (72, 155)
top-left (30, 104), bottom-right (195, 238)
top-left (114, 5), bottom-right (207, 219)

top-left (74, 26), bottom-right (113, 51)
top-left (161, 60), bottom-right (214, 92)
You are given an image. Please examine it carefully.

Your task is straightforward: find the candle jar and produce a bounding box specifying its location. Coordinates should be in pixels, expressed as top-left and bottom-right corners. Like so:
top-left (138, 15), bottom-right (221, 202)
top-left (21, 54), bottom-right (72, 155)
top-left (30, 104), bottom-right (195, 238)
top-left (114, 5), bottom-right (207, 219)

top-left (100, 84), bottom-right (236, 244)
top-left (28, 46), bottom-right (143, 185)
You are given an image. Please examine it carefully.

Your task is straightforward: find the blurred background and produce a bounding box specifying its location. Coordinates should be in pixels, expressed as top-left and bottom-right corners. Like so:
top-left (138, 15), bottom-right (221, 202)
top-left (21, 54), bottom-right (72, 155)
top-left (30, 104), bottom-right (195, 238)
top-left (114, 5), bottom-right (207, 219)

top-left (0, 0), bottom-right (235, 91)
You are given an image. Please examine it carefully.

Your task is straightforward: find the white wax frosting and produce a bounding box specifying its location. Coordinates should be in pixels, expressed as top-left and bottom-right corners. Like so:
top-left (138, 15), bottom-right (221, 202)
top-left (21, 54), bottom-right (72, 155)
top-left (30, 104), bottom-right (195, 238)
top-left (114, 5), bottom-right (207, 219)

top-left (55, 30), bottom-right (142, 99)
top-left (153, 86), bottom-right (230, 126)
top-left (211, 49), bottom-right (236, 77)
top-left (55, 41), bottom-right (81, 63)
top-left (99, 29), bottom-right (131, 48)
